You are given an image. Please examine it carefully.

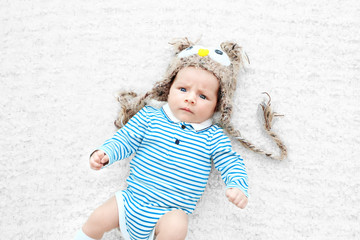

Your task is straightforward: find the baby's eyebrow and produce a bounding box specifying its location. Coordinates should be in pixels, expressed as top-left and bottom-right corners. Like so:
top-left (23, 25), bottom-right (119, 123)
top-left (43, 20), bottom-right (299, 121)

top-left (176, 81), bottom-right (190, 87)
top-left (198, 87), bottom-right (212, 93)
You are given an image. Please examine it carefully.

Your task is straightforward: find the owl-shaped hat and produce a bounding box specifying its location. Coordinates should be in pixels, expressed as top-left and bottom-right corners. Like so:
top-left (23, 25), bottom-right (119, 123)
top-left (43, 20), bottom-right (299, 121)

top-left (151, 38), bottom-right (249, 121)
top-left (115, 38), bottom-right (287, 160)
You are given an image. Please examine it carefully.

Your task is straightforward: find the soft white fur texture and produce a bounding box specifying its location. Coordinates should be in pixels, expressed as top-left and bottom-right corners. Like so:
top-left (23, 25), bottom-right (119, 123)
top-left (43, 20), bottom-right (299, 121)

top-left (1, 0), bottom-right (359, 239)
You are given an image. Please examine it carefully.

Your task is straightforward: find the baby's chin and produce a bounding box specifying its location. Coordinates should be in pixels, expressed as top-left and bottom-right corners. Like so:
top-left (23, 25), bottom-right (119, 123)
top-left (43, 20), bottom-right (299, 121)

top-left (176, 115), bottom-right (206, 124)
top-left (174, 114), bottom-right (196, 123)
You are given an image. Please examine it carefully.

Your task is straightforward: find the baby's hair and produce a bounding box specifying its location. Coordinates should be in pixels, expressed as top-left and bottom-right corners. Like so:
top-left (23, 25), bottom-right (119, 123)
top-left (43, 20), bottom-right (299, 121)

top-left (114, 38), bottom-right (287, 160)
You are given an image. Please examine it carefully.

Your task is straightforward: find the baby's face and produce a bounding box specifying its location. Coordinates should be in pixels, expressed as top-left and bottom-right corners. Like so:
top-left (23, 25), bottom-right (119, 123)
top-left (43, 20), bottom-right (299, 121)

top-left (168, 67), bottom-right (219, 123)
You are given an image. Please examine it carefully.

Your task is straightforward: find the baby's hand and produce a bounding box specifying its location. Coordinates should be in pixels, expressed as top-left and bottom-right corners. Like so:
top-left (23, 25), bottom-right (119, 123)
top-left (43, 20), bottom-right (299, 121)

top-left (89, 150), bottom-right (109, 170)
top-left (225, 188), bottom-right (248, 209)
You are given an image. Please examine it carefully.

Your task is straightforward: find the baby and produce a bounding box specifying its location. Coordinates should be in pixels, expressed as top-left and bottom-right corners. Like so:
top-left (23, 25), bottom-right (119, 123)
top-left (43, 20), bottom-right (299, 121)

top-left (75, 38), bottom-right (287, 240)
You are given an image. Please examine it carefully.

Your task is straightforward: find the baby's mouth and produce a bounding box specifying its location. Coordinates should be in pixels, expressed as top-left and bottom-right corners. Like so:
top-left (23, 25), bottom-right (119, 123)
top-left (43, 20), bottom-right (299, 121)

top-left (180, 107), bottom-right (193, 113)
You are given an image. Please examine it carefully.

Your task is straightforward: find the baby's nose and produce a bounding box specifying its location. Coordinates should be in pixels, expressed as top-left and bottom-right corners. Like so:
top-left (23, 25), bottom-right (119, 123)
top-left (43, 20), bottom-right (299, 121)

top-left (185, 93), bottom-right (196, 104)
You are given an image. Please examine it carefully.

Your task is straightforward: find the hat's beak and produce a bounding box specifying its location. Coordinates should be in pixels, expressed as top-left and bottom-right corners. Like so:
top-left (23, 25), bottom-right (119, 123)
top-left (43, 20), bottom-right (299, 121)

top-left (198, 48), bottom-right (209, 57)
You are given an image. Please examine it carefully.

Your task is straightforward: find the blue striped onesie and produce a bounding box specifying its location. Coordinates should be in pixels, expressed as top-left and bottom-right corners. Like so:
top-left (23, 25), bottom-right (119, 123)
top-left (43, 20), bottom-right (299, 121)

top-left (98, 104), bottom-right (248, 240)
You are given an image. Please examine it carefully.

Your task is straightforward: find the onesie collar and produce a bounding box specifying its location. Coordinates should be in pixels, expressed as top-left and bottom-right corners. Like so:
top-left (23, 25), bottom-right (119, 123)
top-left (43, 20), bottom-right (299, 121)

top-left (162, 103), bottom-right (213, 131)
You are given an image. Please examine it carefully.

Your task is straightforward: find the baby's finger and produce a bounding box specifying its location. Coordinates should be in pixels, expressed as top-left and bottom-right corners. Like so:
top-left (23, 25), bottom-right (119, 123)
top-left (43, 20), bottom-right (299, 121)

top-left (90, 153), bottom-right (100, 163)
top-left (229, 194), bottom-right (240, 206)
top-left (233, 193), bottom-right (248, 208)
top-left (90, 160), bottom-right (103, 170)
top-left (96, 151), bottom-right (105, 159)
top-left (89, 156), bottom-right (102, 169)
top-left (225, 189), bottom-right (234, 200)
top-left (100, 154), bottom-right (109, 165)
top-left (236, 197), bottom-right (248, 209)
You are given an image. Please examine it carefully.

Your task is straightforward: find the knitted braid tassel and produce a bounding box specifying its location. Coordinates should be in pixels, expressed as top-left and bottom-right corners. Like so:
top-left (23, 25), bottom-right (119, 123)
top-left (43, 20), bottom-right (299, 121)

top-left (114, 91), bottom-right (150, 128)
top-left (231, 92), bottom-right (287, 160)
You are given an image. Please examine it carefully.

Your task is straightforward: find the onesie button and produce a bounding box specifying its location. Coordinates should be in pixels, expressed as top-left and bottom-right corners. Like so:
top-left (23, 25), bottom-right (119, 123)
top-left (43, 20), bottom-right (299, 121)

top-left (175, 139), bottom-right (180, 145)
top-left (181, 125), bottom-right (186, 129)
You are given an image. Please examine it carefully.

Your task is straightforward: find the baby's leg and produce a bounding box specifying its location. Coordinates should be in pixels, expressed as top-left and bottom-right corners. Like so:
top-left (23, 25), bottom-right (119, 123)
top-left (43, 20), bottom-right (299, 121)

top-left (154, 209), bottom-right (188, 240)
top-left (81, 196), bottom-right (119, 239)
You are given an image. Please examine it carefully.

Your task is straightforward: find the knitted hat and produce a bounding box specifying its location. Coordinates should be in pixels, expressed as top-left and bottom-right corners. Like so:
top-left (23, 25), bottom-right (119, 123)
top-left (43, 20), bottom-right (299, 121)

top-left (115, 38), bottom-right (287, 160)
top-left (150, 38), bottom-right (248, 119)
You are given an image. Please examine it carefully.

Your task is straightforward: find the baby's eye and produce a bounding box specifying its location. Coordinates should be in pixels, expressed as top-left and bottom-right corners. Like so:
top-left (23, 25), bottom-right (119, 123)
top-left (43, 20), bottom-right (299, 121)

top-left (180, 87), bottom-right (186, 92)
top-left (199, 94), bottom-right (207, 100)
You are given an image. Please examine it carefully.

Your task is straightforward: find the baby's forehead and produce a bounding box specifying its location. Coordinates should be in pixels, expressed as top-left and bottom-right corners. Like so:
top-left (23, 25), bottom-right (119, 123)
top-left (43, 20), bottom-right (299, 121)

top-left (174, 75), bottom-right (219, 93)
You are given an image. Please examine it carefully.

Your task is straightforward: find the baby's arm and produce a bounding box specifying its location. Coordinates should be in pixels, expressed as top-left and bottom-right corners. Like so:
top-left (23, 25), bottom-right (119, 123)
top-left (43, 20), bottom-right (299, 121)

top-left (211, 129), bottom-right (249, 209)
top-left (89, 150), bottom-right (109, 170)
top-left (226, 188), bottom-right (248, 209)
top-left (91, 106), bottom-right (150, 168)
